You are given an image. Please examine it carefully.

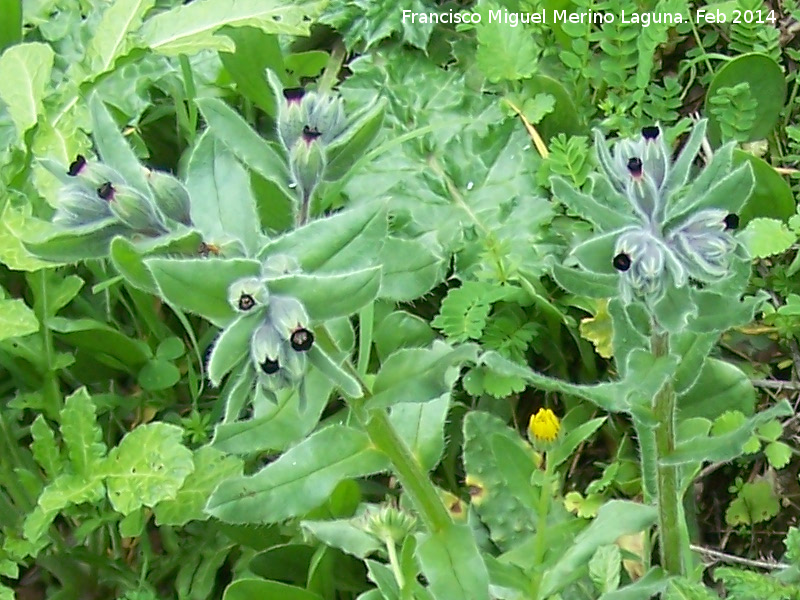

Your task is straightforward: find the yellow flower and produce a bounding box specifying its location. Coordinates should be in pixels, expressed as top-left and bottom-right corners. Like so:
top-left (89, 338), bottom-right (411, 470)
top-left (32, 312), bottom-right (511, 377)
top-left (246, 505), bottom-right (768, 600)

top-left (528, 408), bottom-right (561, 443)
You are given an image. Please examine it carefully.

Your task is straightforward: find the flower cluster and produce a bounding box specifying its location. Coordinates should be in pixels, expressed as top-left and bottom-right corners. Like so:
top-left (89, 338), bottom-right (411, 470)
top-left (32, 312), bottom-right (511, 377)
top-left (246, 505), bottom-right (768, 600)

top-left (53, 154), bottom-right (192, 236)
top-left (227, 257), bottom-right (315, 400)
top-left (270, 72), bottom-right (349, 212)
top-left (559, 121), bottom-right (753, 306)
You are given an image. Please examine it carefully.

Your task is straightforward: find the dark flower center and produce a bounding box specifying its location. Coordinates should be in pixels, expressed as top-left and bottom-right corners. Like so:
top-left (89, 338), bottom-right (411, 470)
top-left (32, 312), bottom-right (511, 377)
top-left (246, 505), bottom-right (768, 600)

top-left (283, 88), bottom-right (305, 103)
top-left (67, 154), bottom-right (87, 176)
top-left (238, 293), bottom-right (255, 311)
top-left (627, 157), bottom-right (643, 177)
top-left (613, 252), bottom-right (632, 271)
top-left (97, 182), bottom-right (115, 201)
top-left (723, 213), bottom-right (740, 230)
top-left (290, 328), bottom-right (314, 352)
top-left (260, 357), bottom-right (280, 375)
top-left (302, 125), bottom-right (322, 143)
top-left (641, 126), bottom-right (660, 140)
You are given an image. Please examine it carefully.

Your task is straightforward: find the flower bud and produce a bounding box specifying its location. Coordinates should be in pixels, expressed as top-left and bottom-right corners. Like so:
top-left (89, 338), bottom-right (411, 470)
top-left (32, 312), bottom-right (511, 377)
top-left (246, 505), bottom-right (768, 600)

top-left (289, 138), bottom-right (326, 200)
top-left (146, 169), bottom-right (192, 226)
top-left (668, 209), bottom-right (737, 281)
top-left (306, 94), bottom-right (347, 144)
top-left (104, 183), bottom-right (168, 235)
top-left (268, 295), bottom-right (311, 343)
top-left (250, 321), bottom-right (306, 393)
top-left (615, 229), bottom-right (668, 299)
top-left (641, 125), bottom-right (669, 190)
top-left (66, 155), bottom-right (125, 188)
top-left (53, 182), bottom-right (113, 227)
top-left (228, 277), bottom-right (269, 313)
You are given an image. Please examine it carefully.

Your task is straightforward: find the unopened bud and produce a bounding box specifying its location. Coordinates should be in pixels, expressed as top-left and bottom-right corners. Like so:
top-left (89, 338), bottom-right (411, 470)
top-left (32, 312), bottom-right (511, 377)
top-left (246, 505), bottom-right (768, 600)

top-left (106, 184), bottom-right (168, 235)
top-left (66, 155), bottom-right (125, 188)
top-left (147, 170), bottom-right (192, 226)
top-left (268, 295), bottom-right (311, 342)
top-left (290, 139), bottom-right (326, 200)
top-left (228, 277), bottom-right (269, 313)
top-left (53, 183), bottom-right (113, 227)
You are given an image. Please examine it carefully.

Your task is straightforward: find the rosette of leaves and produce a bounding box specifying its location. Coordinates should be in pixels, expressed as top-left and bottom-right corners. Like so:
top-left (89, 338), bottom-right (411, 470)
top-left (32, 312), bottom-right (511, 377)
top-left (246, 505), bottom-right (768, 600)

top-left (17, 96), bottom-right (199, 266)
top-left (550, 121), bottom-right (762, 336)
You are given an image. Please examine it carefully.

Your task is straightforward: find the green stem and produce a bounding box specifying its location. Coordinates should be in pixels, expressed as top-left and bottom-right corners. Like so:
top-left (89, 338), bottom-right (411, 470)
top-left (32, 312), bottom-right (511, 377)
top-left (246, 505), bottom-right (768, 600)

top-left (33, 271), bottom-right (61, 418)
top-left (317, 326), bottom-right (452, 534)
top-left (361, 408), bottom-right (452, 533)
top-left (357, 303), bottom-right (374, 376)
top-left (650, 331), bottom-right (687, 576)
top-left (385, 536), bottom-right (405, 590)
top-left (529, 456), bottom-right (553, 599)
top-left (318, 42), bottom-right (346, 93)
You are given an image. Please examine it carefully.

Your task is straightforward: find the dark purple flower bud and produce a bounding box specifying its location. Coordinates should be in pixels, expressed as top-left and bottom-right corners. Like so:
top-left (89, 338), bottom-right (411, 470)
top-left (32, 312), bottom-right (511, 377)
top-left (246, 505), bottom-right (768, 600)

top-left (641, 126), bottom-right (660, 141)
top-left (613, 253), bottom-right (632, 271)
top-left (723, 213), bottom-right (740, 230)
top-left (283, 88), bottom-right (306, 104)
top-left (302, 125), bottom-right (323, 143)
top-left (627, 157), bottom-right (643, 178)
top-left (260, 357), bottom-right (280, 375)
top-left (67, 154), bottom-right (87, 176)
top-left (238, 294), bottom-right (255, 311)
top-left (290, 327), bottom-right (314, 352)
top-left (97, 182), bottom-right (115, 201)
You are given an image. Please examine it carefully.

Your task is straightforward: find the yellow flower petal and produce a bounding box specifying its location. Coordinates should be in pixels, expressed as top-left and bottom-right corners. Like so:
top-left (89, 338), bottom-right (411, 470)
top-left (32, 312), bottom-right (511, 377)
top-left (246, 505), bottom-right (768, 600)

top-left (528, 408), bottom-right (561, 443)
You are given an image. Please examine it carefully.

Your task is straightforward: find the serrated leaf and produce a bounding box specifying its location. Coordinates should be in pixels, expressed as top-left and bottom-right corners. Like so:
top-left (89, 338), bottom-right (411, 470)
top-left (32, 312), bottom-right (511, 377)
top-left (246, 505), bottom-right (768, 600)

top-left (580, 300), bottom-right (614, 359)
top-left (764, 441), bottom-right (792, 469)
top-left (105, 423), bottom-right (194, 515)
top-left (0, 42), bottom-right (54, 134)
top-left (589, 544), bottom-right (621, 594)
top-left (138, 0), bottom-right (323, 55)
top-left (431, 282), bottom-right (499, 342)
top-left (154, 447), bottom-right (243, 526)
top-left (725, 479), bottom-right (779, 526)
top-left (0, 297), bottom-right (38, 341)
top-left (30, 415), bottom-right (62, 478)
top-left (741, 218), bottom-right (795, 258)
top-left (85, 0), bottom-right (156, 77)
top-left (60, 389), bottom-right (106, 476)
top-left (474, 3), bottom-right (538, 82)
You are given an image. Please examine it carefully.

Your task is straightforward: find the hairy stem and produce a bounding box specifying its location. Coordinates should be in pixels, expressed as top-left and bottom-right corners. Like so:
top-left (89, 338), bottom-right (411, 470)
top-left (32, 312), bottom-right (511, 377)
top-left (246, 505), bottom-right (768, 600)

top-left (530, 457), bottom-right (554, 599)
top-left (318, 326), bottom-right (452, 533)
top-left (650, 331), bottom-right (687, 575)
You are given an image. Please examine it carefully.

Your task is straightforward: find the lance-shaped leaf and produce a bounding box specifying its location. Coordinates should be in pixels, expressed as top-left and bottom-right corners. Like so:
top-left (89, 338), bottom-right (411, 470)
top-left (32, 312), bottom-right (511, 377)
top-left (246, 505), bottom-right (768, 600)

top-left (664, 163), bottom-right (754, 229)
top-left (186, 131), bottom-right (263, 256)
top-left (664, 119), bottom-right (707, 194)
top-left (550, 176), bottom-right (636, 232)
top-left (207, 312), bottom-right (264, 386)
top-left (551, 264), bottom-right (618, 299)
top-left (306, 343), bottom-right (362, 399)
top-left (146, 257), bottom-right (261, 327)
top-left (416, 524), bottom-right (490, 600)
top-left (368, 342), bottom-right (479, 408)
top-left (90, 95), bottom-right (151, 195)
top-left (569, 230), bottom-right (621, 275)
top-left (389, 395), bottom-right (449, 472)
top-left (205, 425), bottom-right (388, 523)
top-left (110, 230), bottom-right (202, 294)
top-left (213, 367), bottom-right (333, 454)
top-left (60, 389), bottom-right (106, 476)
top-left (266, 267), bottom-right (381, 321)
top-left (540, 501), bottom-right (657, 597)
top-left (670, 142), bottom-right (735, 218)
top-left (196, 97), bottom-right (291, 194)
top-left (258, 202), bottom-right (388, 272)
top-left (18, 215), bottom-right (129, 263)
top-left (325, 98), bottom-right (387, 181)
